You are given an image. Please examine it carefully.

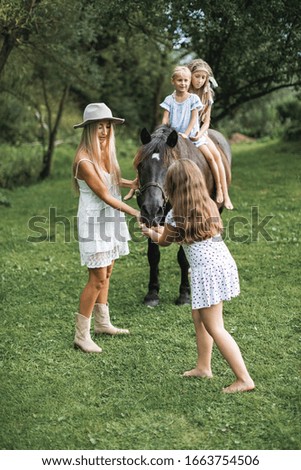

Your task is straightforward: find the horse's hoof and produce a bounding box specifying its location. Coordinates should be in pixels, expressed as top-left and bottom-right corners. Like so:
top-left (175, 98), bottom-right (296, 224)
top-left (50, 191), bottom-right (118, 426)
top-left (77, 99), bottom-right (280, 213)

top-left (143, 291), bottom-right (159, 307)
top-left (175, 291), bottom-right (190, 305)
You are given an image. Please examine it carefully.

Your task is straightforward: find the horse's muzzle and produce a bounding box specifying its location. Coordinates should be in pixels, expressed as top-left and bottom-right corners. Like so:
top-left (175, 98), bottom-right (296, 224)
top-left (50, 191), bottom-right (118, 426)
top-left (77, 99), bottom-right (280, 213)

top-left (140, 206), bottom-right (164, 228)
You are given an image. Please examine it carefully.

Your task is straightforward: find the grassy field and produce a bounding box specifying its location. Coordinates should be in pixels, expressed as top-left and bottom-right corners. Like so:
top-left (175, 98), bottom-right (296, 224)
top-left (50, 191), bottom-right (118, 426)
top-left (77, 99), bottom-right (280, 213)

top-left (0, 137), bottom-right (300, 450)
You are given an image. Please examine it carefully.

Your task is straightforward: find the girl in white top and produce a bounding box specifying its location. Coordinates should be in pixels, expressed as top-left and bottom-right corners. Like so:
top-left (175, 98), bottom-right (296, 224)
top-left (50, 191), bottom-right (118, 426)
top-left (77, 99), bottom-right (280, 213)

top-left (188, 59), bottom-right (234, 210)
top-left (141, 160), bottom-right (254, 393)
top-left (160, 66), bottom-right (204, 145)
top-left (72, 103), bottom-right (139, 353)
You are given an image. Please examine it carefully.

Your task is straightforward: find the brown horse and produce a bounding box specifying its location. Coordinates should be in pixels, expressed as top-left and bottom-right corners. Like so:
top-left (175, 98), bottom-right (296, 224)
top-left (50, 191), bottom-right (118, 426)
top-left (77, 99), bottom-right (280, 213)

top-left (134, 124), bottom-right (232, 306)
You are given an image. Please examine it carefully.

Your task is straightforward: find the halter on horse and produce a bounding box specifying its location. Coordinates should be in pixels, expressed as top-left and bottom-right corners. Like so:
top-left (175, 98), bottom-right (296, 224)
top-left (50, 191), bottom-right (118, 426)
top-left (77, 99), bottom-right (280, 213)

top-left (134, 124), bottom-right (232, 306)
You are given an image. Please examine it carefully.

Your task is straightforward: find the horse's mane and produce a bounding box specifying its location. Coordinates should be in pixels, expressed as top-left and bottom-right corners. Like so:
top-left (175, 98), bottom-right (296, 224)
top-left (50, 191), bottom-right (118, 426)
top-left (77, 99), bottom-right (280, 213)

top-left (134, 125), bottom-right (194, 169)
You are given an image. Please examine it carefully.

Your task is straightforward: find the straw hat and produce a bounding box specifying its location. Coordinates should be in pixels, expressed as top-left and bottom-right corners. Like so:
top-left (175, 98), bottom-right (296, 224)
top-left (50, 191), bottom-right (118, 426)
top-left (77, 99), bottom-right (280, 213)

top-left (73, 103), bottom-right (124, 129)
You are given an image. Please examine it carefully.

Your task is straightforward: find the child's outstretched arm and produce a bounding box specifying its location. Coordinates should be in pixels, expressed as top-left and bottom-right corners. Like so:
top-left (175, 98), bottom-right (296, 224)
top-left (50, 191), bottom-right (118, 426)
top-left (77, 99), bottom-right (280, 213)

top-left (141, 223), bottom-right (178, 246)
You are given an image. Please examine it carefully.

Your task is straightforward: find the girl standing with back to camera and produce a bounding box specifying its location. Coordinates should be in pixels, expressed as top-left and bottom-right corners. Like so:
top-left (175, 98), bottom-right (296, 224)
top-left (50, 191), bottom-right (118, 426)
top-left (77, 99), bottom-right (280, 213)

top-left (73, 103), bottom-right (139, 353)
top-left (141, 160), bottom-right (254, 393)
top-left (188, 59), bottom-right (234, 210)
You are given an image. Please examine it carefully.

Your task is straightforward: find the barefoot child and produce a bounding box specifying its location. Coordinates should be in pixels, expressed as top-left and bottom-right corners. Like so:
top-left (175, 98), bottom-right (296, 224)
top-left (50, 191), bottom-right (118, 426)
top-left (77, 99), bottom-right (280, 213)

top-left (141, 159), bottom-right (255, 393)
top-left (160, 65), bottom-right (225, 207)
top-left (124, 65), bottom-right (201, 202)
top-left (188, 59), bottom-right (233, 209)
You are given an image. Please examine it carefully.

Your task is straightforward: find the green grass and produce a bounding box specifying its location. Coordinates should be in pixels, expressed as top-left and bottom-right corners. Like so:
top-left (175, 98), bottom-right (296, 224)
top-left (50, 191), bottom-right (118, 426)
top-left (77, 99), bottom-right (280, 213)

top-left (0, 137), bottom-right (300, 450)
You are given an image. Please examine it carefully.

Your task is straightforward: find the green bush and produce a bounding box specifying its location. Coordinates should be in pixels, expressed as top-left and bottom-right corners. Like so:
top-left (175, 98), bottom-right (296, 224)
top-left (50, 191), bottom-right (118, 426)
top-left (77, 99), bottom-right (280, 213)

top-left (217, 90), bottom-right (299, 140)
top-left (0, 93), bottom-right (40, 145)
top-left (0, 143), bottom-right (42, 188)
top-left (277, 96), bottom-right (301, 140)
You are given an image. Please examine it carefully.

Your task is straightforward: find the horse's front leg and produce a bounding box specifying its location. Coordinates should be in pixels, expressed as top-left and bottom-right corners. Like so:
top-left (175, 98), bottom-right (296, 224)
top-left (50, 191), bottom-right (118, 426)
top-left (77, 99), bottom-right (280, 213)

top-left (143, 238), bottom-right (160, 307)
top-left (176, 246), bottom-right (190, 305)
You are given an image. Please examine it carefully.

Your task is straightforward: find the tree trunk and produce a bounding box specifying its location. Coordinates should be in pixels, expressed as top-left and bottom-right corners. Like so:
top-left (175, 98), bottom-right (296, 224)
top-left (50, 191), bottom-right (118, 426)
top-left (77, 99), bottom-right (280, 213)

top-left (39, 84), bottom-right (70, 180)
top-left (0, 34), bottom-right (16, 76)
top-left (0, 0), bottom-right (42, 77)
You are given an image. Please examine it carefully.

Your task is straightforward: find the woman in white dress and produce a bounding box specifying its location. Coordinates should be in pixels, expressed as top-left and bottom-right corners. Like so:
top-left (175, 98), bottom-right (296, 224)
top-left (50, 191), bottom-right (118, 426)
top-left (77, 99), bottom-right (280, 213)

top-left (141, 159), bottom-right (254, 393)
top-left (73, 103), bottom-right (139, 353)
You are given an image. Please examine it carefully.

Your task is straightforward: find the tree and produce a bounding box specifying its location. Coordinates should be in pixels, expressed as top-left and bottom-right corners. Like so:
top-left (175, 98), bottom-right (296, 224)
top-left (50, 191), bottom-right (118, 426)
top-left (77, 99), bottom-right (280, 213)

top-left (0, 0), bottom-right (103, 178)
top-left (0, 0), bottom-right (43, 76)
top-left (70, 2), bottom-right (176, 132)
top-left (168, 0), bottom-right (301, 122)
top-left (2, 0), bottom-right (301, 185)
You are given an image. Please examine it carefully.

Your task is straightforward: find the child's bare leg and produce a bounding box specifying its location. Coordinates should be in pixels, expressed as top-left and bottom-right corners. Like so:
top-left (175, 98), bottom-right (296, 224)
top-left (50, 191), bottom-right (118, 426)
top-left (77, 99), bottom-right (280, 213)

top-left (200, 302), bottom-right (255, 393)
top-left (183, 309), bottom-right (213, 378)
top-left (199, 145), bottom-right (223, 204)
top-left (207, 139), bottom-right (233, 210)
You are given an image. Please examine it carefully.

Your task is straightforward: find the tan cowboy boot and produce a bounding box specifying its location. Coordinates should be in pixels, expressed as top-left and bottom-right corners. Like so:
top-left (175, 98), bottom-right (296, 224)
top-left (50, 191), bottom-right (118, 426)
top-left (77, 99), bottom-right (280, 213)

top-left (93, 303), bottom-right (129, 335)
top-left (74, 313), bottom-right (102, 353)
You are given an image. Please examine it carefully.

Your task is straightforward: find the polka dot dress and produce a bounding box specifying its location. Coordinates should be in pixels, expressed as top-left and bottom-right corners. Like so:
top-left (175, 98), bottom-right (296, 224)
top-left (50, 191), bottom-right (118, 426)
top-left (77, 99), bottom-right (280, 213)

top-left (166, 210), bottom-right (240, 309)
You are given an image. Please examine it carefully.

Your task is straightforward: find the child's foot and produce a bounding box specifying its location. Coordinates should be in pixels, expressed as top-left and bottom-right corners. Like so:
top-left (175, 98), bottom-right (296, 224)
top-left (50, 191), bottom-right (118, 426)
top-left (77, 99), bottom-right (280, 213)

top-left (224, 197), bottom-right (234, 210)
top-left (216, 186), bottom-right (223, 204)
top-left (183, 368), bottom-right (213, 378)
top-left (222, 379), bottom-right (255, 394)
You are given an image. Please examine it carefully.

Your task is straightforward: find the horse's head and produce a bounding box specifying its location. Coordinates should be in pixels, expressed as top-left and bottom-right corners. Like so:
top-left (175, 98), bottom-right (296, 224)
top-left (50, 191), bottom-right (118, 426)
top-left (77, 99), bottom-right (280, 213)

top-left (134, 125), bottom-right (178, 227)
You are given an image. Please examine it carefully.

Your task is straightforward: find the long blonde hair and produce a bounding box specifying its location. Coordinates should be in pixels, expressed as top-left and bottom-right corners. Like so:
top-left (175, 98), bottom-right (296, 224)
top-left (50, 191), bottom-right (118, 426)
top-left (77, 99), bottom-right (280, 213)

top-left (73, 121), bottom-right (121, 193)
top-left (165, 159), bottom-right (223, 243)
top-left (187, 59), bottom-right (215, 123)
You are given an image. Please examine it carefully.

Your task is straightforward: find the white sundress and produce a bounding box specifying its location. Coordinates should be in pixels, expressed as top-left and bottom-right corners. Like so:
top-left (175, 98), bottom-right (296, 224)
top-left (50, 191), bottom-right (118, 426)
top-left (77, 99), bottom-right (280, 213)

top-left (160, 93), bottom-right (206, 148)
top-left (75, 159), bottom-right (131, 268)
top-left (165, 210), bottom-right (240, 309)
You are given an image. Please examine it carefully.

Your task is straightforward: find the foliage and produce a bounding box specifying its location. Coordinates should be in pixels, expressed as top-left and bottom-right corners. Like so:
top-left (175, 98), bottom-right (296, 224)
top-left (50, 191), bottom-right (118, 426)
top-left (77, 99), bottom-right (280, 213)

top-left (217, 89), bottom-right (297, 139)
top-left (169, 0), bottom-right (301, 122)
top-left (0, 142), bottom-right (42, 188)
top-left (0, 92), bottom-right (39, 144)
top-left (0, 0), bottom-right (41, 74)
top-left (0, 0), bottom-right (301, 183)
top-left (0, 0), bottom-right (103, 179)
top-left (0, 138), bottom-right (301, 450)
top-left (277, 93), bottom-right (301, 140)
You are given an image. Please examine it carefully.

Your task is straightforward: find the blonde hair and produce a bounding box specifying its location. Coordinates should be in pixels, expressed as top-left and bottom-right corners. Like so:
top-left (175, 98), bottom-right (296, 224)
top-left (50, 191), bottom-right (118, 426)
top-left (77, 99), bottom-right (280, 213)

top-left (72, 121), bottom-right (121, 193)
top-left (171, 65), bottom-right (191, 81)
top-left (165, 159), bottom-right (223, 243)
top-left (187, 59), bottom-right (215, 123)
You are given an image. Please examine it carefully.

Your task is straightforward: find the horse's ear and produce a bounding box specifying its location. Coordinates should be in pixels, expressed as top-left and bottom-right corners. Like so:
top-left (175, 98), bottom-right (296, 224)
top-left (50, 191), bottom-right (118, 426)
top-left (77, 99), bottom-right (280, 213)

top-left (140, 128), bottom-right (152, 145)
top-left (166, 130), bottom-right (178, 148)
